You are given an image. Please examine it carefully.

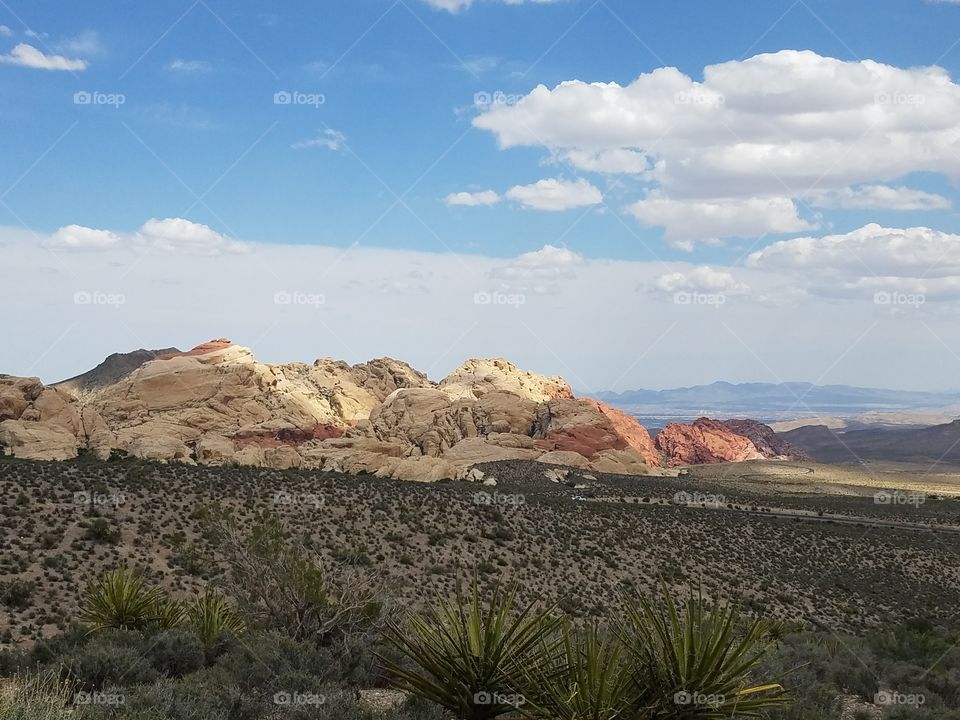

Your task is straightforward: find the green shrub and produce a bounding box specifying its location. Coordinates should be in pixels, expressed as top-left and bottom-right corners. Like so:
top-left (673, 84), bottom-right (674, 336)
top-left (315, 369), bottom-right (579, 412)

top-left (146, 629), bottom-right (204, 678)
top-left (62, 630), bottom-right (157, 690)
top-left (0, 580), bottom-right (35, 610)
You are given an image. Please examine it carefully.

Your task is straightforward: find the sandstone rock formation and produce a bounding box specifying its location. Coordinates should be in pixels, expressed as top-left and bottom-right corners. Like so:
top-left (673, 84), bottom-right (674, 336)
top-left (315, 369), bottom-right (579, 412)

top-left (1, 339), bottom-right (801, 480)
top-left (0, 375), bottom-right (113, 460)
top-left (655, 417), bottom-right (806, 466)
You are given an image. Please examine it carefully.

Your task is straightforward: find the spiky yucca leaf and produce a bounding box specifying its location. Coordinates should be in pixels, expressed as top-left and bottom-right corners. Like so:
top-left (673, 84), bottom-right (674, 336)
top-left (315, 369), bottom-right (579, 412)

top-left (533, 622), bottom-right (636, 720)
top-left (184, 585), bottom-right (246, 646)
top-left (79, 567), bottom-right (165, 633)
top-left (620, 587), bottom-right (789, 718)
top-left (379, 579), bottom-right (563, 720)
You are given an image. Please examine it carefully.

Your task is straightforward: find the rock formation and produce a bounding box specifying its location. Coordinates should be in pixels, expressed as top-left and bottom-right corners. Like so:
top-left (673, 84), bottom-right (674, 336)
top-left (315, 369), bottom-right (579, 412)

top-left (0, 339), bottom-right (803, 479)
top-left (655, 417), bottom-right (807, 466)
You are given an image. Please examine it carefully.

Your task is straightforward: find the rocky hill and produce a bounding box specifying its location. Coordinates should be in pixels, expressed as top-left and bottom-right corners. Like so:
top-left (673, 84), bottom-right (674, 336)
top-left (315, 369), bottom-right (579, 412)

top-left (0, 339), bottom-right (806, 480)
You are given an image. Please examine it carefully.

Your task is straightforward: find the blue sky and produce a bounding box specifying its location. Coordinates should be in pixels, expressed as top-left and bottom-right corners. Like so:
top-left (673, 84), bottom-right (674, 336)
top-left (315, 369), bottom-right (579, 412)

top-left (4, 0), bottom-right (960, 392)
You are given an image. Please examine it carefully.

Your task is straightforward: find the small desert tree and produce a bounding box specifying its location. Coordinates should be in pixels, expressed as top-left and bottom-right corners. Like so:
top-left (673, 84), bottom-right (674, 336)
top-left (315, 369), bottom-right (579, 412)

top-left (216, 512), bottom-right (388, 644)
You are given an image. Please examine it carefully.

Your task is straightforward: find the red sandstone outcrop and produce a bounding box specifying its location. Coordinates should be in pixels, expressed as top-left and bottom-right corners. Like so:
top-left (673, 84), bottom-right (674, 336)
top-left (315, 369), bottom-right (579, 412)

top-left (721, 419), bottom-right (809, 460)
top-left (656, 418), bottom-right (766, 466)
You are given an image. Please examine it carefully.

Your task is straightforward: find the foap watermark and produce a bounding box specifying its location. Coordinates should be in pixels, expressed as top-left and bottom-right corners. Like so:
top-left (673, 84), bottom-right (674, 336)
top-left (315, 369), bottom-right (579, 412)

top-left (674, 691), bottom-right (725, 707)
top-left (474, 90), bottom-right (526, 108)
top-left (74, 290), bottom-right (125, 308)
top-left (674, 291), bottom-right (725, 308)
top-left (874, 490), bottom-right (926, 507)
top-left (674, 89), bottom-right (725, 108)
top-left (474, 691), bottom-right (526, 708)
top-left (673, 491), bottom-right (726, 506)
top-left (875, 691), bottom-right (925, 708)
top-left (474, 290), bottom-right (526, 308)
top-left (274, 290), bottom-right (325, 308)
top-left (874, 91), bottom-right (925, 107)
top-left (74, 491), bottom-right (126, 508)
top-left (473, 490), bottom-right (525, 507)
top-left (273, 90), bottom-right (326, 108)
top-left (273, 691), bottom-right (326, 707)
top-left (873, 290), bottom-right (924, 308)
top-left (74, 691), bottom-right (125, 707)
top-left (273, 491), bottom-right (324, 510)
top-left (74, 90), bottom-right (126, 108)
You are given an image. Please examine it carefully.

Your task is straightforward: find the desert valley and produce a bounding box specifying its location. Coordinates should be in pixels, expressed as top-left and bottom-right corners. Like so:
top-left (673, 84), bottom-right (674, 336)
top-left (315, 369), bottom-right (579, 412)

top-left (3, 339), bottom-right (960, 718)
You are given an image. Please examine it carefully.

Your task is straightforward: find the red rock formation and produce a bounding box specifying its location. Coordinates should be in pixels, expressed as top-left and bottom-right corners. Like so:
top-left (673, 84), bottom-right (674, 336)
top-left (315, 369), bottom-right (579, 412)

top-left (532, 398), bottom-right (660, 466)
top-left (158, 339), bottom-right (233, 360)
top-left (721, 419), bottom-right (809, 460)
top-left (590, 400), bottom-right (661, 466)
top-left (655, 418), bottom-right (764, 466)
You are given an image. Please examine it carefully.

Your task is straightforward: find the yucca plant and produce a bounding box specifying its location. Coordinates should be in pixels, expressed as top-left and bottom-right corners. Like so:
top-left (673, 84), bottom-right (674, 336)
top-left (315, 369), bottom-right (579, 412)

top-left (379, 579), bottom-right (564, 719)
top-left (152, 596), bottom-right (186, 630)
top-left (620, 587), bottom-right (789, 718)
top-left (533, 621), bottom-right (636, 720)
top-left (79, 566), bottom-right (166, 633)
top-left (184, 584), bottom-right (246, 646)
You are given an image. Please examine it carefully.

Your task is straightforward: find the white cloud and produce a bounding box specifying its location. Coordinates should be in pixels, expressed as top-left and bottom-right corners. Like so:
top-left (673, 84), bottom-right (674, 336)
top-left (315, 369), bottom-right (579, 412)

top-left (167, 58), bottom-right (213, 74)
top-left (47, 225), bottom-right (120, 250)
top-left (506, 177), bottom-right (602, 211)
top-left (292, 129), bottom-right (347, 151)
top-left (628, 193), bottom-right (813, 250)
top-left (136, 218), bottom-right (250, 255)
top-left (444, 190), bottom-right (501, 206)
top-left (489, 244), bottom-right (584, 294)
top-left (0, 43), bottom-right (87, 71)
top-left (748, 223), bottom-right (960, 277)
top-left (474, 50), bottom-right (960, 243)
top-left (653, 266), bottom-right (749, 296)
top-left (748, 223), bottom-right (960, 301)
top-left (0, 25), bottom-right (12, 37)
top-left (805, 184), bottom-right (951, 211)
top-left (44, 218), bottom-right (249, 255)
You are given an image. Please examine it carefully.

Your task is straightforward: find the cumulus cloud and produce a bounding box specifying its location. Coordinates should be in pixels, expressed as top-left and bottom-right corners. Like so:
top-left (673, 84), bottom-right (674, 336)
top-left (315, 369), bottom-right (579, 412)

top-left (805, 184), bottom-right (951, 211)
top-left (748, 223), bottom-right (960, 300)
top-left (47, 225), bottom-right (121, 250)
top-left (136, 218), bottom-right (250, 255)
top-left (45, 218), bottom-right (249, 256)
top-left (0, 43), bottom-right (87, 70)
top-left (629, 193), bottom-right (812, 250)
top-left (167, 58), bottom-right (213, 74)
top-left (489, 244), bottom-right (583, 293)
top-left (474, 50), bottom-right (960, 244)
top-left (0, 25), bottom-right (12, 37)
top-left (652, 266), bottom-right (750, 297)
top-left (292, 129), bottom-right (347, 151)
top-left (444, 190), bottom-right (501, 206)
top-left (506, 178), bottom-right (602, 211)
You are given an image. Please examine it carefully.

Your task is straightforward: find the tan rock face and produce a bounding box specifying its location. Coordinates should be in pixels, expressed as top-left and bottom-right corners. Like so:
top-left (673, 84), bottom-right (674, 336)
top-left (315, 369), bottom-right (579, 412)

top-left (440, 358), bottom-right (572, 403)
top-left (0, 420), bottom-right (78, 461)
top-left (1, 339), bottom-right (792, 480)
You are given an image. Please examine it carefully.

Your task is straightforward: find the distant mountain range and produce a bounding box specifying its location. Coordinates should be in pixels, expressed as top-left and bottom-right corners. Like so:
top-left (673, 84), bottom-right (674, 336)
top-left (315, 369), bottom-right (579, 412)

top-left (781, 420), bottom-right (960, 465)
top-left (588, 382), bottom-right (960, 429)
